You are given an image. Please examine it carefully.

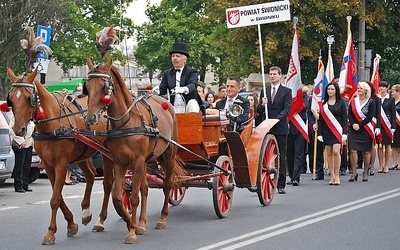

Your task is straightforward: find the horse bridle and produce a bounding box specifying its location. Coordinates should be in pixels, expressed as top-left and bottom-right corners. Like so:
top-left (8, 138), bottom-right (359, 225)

top-left (7, 80), bottom-right (39, 108)
top-left (83, 72), bottom-right (114, 96)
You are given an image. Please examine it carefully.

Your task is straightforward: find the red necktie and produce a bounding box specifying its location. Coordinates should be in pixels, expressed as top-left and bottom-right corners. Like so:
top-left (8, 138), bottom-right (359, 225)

top-left (271, 87), bottom-right (276, 103)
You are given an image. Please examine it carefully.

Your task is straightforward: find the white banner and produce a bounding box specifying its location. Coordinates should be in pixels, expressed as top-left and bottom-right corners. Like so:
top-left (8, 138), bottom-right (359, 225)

top-left (226, 0), bottom-right (291, 29)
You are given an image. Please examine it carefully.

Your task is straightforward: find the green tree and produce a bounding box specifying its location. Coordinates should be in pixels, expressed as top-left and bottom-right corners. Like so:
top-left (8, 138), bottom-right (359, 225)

top-left (0, 0), bottom-right (134, 98)
top-left (135, 0), bottom-right (216, 82)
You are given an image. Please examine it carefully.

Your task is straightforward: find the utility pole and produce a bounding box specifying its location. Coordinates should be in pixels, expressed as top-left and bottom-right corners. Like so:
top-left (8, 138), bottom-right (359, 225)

top-left (358, 0), bottom-right (366, 81)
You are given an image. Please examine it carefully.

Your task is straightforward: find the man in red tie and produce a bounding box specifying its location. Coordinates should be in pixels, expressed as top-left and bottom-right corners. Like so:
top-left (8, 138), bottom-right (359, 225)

top-left (257, 66), bottom-right (292, 194)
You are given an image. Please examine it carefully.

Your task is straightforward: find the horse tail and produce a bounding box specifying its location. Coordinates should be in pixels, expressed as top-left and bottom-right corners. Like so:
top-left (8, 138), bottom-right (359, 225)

top-left (172, 156), bottom-right (187, 188)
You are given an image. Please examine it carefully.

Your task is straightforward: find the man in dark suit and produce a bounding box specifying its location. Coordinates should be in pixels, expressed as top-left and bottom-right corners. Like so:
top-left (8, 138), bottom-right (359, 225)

top-left (159, 42), bottom-right (202, 113)
top-left (257, 66), bottom-right (292, 194)
top-left (216, 77), bottom-right (250, 133)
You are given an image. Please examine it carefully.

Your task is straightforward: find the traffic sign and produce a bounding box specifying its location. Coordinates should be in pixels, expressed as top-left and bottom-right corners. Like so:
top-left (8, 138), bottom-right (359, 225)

top-left (37, 25), bottom-right (51, 59)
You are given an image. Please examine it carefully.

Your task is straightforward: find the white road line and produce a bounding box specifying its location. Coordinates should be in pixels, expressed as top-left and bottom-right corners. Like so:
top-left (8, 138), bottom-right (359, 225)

top-left (198, 188), bottom-right (400, 250)
top-left (0, 206), bottom-right (21, 211)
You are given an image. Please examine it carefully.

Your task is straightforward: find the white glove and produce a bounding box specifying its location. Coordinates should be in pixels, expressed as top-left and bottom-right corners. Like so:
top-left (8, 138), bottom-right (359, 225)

top-left (342, 134), bottom-right (347, 142)
top-left (317, 136), bottom-right (323, 142)
top-left (374, 128), bottom-right (381, 136)
top-left (173, 86), bottom-right (189, 94)
top-left (391, 128), bottom-right (396, 134)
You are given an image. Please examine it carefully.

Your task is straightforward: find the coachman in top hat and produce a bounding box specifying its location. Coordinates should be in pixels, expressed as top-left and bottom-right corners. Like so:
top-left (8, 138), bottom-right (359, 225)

top-left (159, 42), bottom-right (202, 113)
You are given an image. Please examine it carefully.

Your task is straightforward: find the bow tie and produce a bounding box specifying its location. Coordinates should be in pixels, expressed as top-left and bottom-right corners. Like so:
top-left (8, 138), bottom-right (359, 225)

top-left (175, 69), bottom-right (181, 72)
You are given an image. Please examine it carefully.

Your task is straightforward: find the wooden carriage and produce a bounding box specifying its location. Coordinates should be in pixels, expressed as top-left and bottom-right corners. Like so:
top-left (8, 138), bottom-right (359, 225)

top-left (129, 110), bottom-right (280, 218)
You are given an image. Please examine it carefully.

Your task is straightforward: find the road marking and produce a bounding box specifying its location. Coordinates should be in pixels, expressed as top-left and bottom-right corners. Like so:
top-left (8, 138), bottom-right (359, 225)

top-left (198, 188), bottom-right (400, 250)
top-left (0, 206), bottom-right (21, 211)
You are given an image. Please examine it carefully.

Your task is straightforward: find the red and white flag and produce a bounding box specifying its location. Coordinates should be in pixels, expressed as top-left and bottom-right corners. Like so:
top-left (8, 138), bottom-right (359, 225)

top-left (285, 27), bottom-right (309, 142)
top-left (311, 59), bottom-right (326, 118)
top-left (371, 54), bottom-right (381, 95)
top-left (338, 18), bottom-right (358, 100)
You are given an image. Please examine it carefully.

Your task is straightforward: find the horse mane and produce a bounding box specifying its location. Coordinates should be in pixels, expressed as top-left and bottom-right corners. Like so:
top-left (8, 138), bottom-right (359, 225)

top-left (110, 65), bottom-right (133, 106)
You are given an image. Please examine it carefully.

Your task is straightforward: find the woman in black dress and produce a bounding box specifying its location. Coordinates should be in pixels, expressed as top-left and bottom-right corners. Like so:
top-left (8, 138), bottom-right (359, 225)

top-left (317, 82), bottom-right (348, 185)
top-left (348, 82), bottom-right (376, 182)
top-left (390, 84), bottom-right (400, 170)
top-left (377, 81), bottom-right (396, 173)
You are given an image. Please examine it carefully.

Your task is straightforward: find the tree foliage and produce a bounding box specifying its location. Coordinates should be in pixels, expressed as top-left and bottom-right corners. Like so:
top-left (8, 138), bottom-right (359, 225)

top-left (0, 0), bottom-right (134, 98)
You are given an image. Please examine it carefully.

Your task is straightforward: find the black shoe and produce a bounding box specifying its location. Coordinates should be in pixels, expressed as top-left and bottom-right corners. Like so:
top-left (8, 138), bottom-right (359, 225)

top-left (314, 175), bottom-right (324, 180)
top-left (15, 188), bottom-right (25, 193)
top-left (278, 187), bottom-right (286, 194)
top-left (389, 165), bottom-right (398, 170)
top-left (340, 170), bottom-right (347, 176)
top-left (286, 180), bottom-right (293, 185)
top-left (247, 186), bottom-right (257, 193)
top-left (23, 187), bottom-right (33, 192)
top-left (292, 180), bottom-right (299, 186)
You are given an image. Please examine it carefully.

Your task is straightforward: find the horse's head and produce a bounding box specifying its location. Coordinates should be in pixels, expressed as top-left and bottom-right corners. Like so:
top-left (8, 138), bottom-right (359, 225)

top-left (85, 57), bottom-right (114, 125)
top-left (5, 67), bottom-right (40, 136)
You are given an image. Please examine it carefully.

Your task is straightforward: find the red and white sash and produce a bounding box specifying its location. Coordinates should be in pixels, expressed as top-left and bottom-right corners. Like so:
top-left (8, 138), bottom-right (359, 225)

top-left (396, 112), bottom-right (400, 127)
top-left (350, 97), bottom-right (375, 142)
top-left (380, 106), bottom-right (394, 141)
top-left (319, 102), bottom-right (342, 143)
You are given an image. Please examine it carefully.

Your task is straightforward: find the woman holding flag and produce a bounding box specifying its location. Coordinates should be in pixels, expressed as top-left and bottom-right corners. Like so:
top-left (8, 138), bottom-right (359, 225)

top-left (317, 82), bottom-right (348, 185)
top-left (348, 82), bottom-right (376, 182)
top-left (376, 81), bottom-right (396, 173)
top-left (389, 84), bottom-right (400, 170)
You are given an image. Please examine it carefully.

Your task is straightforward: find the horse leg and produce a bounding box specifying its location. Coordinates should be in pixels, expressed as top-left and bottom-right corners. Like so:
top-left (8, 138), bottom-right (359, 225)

top-left (42, 164), bottom-right (77, 245)
top-left (76, 160), bottom-right (96, 225)
top-left (136, 178), bottom-right (148, 235)
top-left (125, 162), bottom-right (146, 244)
top-left (92, 156), bottom-right (113, 232)
top-left (112, 165), bottom-right (131, 225)
top-left (155, 155), bottom-right (174, 229)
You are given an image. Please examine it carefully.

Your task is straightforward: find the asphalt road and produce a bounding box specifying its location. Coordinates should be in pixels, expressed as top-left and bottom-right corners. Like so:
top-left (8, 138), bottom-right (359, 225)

top-left (1, 167), bottom-right (400, 250)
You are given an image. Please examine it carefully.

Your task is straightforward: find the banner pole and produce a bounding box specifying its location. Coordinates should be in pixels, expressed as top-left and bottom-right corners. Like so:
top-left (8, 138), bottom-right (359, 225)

top-left (258, 24), bottom-right (268, 118)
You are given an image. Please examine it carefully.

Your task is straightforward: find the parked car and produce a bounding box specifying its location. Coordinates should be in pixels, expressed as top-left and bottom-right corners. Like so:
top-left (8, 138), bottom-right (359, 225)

top-left (0, 106), bottom-right (15, 185)
top-left (0, 101), bottom-right (43, 183)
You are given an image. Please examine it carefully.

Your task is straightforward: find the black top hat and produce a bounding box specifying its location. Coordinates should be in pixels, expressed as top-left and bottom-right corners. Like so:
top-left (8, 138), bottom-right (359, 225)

top-left (169, 42), bottom-right (190, 58)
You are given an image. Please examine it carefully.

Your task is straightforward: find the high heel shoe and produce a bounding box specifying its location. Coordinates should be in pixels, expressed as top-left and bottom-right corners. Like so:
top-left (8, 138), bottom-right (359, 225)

top-left (389, 165), bottom-right (398, 170)
top-left (362, 178), bottom-right (368, 182)
top-left (349, 173), bottom-right (358, 182)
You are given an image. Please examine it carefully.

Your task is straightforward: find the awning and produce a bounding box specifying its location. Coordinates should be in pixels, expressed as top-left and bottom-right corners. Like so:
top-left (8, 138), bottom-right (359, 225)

top-left (46, 78), bottom-right (87, 92)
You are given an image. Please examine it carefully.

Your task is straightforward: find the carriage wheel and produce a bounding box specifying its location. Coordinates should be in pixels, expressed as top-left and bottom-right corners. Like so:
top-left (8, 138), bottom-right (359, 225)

top-left (212, 155), bottom-right (234, 218)
top-left (169, 186), bottom-right (187, 206)
top-left (257, 134), bottom-right (279, 206)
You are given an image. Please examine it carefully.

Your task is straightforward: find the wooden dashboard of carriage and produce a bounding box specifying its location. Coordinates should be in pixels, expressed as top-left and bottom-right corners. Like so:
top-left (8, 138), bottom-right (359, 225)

top-left (176, 112), bottom-right (229, 161)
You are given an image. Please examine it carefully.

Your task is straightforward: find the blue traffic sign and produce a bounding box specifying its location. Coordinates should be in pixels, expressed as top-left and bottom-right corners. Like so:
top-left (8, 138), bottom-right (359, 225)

top-left (37, 25), bottom-right (51, 58)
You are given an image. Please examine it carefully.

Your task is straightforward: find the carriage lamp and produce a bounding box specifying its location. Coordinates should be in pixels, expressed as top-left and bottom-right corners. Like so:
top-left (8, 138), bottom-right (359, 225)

top-left (100, 95), bottom-right (113, 105)
top-left (161, 102), bottom-right (169, 110)
top-left (36, 106), bottom-right (46, 120)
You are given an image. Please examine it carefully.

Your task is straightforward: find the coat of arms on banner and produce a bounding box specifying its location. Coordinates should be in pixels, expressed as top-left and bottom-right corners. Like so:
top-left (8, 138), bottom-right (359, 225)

top-left (227, 10), bottom-right (240, 25)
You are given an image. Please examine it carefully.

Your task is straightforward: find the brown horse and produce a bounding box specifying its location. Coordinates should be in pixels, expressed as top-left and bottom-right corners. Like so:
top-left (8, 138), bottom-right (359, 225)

top-left (6, 67), bottom-right (113, 245)
top-left (85, 57), bottom-right (185, 244)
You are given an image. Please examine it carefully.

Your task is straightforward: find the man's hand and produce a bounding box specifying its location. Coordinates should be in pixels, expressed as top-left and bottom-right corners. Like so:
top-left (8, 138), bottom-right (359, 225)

top-left (173, 86), bottom-right (189, 94)
top-left (342, 134), bottom-right (347, 142)
top-left (261, 97), bottom-right (268, 106)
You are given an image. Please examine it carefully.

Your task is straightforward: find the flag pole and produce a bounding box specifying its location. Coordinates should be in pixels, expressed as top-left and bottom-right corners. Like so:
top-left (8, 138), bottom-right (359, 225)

top-left (257, 24), bottom-right (268, 118)
top-left (312, 54), bottom-right (321, 180)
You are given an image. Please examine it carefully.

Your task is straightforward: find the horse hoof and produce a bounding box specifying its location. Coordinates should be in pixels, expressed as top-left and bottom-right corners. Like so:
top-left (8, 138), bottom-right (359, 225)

top-left (42, 236), bottom-right (55, 245)
top-left (155, 221), bottom-right (166, 229)
top-left (92, 225), bottom-right (105, 232)
top-left (67, 224), bottom-right (78, 237)
top-left (124, 234), bottom-right (137, 244)
top-left (136, 226), bottom-right (147, 235)
top-left (82, 209), bottom-right (92, 225)
top-left (82, 214), bottom-right (92, 225)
